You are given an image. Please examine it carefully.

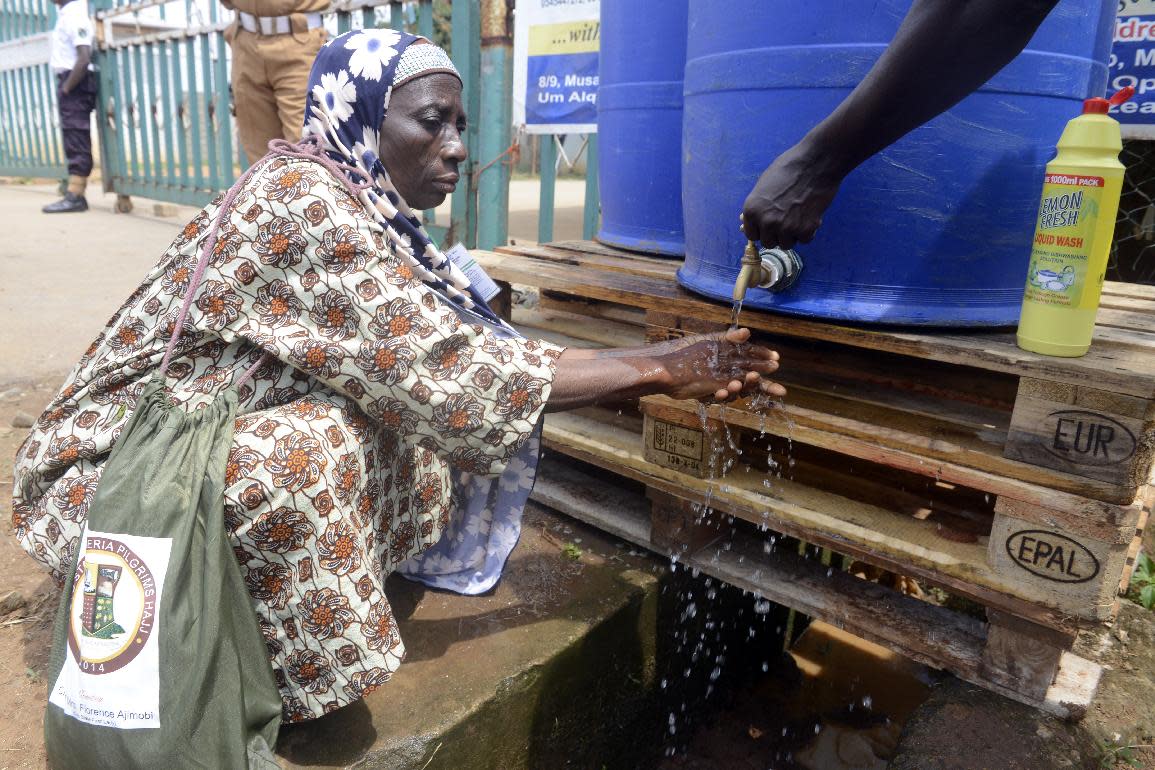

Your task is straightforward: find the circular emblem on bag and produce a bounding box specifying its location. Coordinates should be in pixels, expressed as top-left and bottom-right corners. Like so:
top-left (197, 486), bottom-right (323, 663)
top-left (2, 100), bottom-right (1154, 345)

top-left (66, 537), bottom-right (159, 675)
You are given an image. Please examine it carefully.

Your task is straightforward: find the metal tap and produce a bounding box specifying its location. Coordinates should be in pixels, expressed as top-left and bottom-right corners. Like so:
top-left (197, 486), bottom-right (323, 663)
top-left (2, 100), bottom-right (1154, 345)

top-left (733, 240), bottom-right (803, 301)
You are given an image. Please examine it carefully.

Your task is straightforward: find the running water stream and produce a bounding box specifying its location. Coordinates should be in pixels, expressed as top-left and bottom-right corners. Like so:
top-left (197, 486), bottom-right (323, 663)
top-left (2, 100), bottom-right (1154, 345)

top-left (729, 299), bottom-right (743, 329)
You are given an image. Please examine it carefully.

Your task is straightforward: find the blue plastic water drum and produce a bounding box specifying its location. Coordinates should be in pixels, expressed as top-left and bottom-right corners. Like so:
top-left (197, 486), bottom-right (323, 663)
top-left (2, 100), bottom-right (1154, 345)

top-left (677, 0), bottom-right (1114, 325)
top-left (596, 0), bottom-right (688, 256)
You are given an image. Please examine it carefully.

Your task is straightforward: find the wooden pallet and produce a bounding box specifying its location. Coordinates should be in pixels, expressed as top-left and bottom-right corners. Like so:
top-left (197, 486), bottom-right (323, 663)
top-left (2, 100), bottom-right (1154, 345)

top-left (532, 445), bottom-right (1100, 720)
top-left (474, 240), bottom-right (1154, 717)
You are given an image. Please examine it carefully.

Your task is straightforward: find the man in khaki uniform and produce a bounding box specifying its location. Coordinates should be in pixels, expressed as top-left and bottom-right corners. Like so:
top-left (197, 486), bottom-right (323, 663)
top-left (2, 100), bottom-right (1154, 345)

top-left (222, 0), bottom-right (328, 165)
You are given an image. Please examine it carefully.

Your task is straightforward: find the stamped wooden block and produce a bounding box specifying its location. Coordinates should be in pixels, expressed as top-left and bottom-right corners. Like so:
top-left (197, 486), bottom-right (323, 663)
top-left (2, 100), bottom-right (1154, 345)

top-left (988, 512), bottom-right (1131, 621)
top-left (1004, 377), bottom-right (1154, 496)
top-left (641, 409), bottom-right (738, 480)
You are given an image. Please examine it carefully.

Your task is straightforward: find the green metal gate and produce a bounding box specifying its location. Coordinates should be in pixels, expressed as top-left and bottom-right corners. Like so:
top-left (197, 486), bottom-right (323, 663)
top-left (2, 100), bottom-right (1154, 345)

top-left (91, 0), bottom-right (396, 207)
top-left (0, 0), bottom-right (599, 249)
top-left (0, 0), bottom-right (66, 178)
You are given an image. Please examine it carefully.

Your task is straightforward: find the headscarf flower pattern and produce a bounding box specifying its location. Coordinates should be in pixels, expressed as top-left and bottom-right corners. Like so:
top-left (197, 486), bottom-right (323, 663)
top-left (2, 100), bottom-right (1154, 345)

top-left (302, 29), bottom-right (503, 328)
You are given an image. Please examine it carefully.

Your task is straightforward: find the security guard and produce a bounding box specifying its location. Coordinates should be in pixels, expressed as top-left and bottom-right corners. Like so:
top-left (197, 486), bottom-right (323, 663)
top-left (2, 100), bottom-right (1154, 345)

top-left (222, 0), bottom-right (329, 165)
top-left (43, 0), bottom-right (97, 214)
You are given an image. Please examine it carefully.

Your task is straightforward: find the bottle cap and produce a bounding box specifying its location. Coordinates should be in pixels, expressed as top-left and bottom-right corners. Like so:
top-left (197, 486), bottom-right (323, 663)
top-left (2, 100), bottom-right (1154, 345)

top-left (1083, 86), bottom-right (1136, 115)
top-left (1082, 98), bottom-right (1109, 114)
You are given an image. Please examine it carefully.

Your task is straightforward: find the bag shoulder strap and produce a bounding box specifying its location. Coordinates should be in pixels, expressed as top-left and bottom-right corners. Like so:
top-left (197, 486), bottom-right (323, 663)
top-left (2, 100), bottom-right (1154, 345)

top-left (159, 158), bottom-right (273, 391)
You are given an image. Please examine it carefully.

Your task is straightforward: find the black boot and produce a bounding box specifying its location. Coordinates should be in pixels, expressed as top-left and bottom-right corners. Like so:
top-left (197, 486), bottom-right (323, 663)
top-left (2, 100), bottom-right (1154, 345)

top-left (43, 192), bottom-right (88, 213)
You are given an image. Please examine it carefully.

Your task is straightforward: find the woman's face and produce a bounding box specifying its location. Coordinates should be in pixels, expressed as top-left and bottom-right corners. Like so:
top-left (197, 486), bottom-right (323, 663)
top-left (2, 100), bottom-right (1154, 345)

top-left (378, 72), bottom-right (468, 211)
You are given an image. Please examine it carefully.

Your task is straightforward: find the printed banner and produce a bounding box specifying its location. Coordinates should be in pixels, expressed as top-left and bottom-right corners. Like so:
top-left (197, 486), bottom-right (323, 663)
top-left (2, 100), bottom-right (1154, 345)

top-left (1111, 0), bottom-right (1155, 138)
top-left (49, 528), bottom-right (173, 730)
top-left (512, 0), bottom-right (600, 134)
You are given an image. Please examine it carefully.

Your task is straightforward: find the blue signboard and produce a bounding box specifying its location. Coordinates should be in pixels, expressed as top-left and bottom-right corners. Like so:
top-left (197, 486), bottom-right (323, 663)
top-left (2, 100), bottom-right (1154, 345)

top-left (1111, 1), bottom-right (1155, 137)
top-left (524, 50), bottom-right (598, 128)
top-left (513, 0), bottom-right (600, 134)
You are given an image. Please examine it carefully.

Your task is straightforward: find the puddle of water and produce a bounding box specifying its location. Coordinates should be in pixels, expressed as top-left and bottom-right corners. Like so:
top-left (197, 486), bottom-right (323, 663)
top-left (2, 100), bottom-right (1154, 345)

top-left (658, 619), bottom-right (933, 770)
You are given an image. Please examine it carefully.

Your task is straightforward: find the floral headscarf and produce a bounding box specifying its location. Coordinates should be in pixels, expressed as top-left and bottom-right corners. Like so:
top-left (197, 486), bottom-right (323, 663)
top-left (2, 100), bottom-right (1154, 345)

top-left (298, 29), bottom-right (545, 597)
top-left (302, 28), bottom-right (503, 327)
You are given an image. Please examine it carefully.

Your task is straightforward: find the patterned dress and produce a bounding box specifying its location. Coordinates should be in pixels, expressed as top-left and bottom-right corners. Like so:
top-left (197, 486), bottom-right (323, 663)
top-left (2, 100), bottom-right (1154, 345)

top-left (11, 155), bottom-right (562, 720)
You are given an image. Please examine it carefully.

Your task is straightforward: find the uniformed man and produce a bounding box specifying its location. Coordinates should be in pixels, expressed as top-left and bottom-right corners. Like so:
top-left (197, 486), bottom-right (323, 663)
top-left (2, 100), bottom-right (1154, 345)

top-left (42, 0), bottom-right (97, 214)
top-left (222, 0), bottom-right (329, 166)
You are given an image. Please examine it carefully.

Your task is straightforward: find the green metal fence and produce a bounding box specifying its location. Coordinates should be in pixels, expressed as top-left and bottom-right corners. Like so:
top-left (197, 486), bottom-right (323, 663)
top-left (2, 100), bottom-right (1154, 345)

top-left (91, 0), bottom-right (395, 207)
top-left (537, 132), bottom-right (599, 242)
top-left (0, 0), bottom-right (65, 178)
top-left (0, 0), bottom-right (601, 250)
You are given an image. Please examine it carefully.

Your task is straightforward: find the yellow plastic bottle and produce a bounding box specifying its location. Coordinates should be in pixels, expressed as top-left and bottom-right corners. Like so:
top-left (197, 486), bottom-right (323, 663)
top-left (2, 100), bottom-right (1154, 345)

top-left (1016, 88), bottom-right (1133, 357)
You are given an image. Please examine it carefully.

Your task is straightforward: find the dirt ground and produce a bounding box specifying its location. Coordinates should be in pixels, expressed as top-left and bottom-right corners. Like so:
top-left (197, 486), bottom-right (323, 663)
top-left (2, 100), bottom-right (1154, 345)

top-left (0, 380), bottom-right (61, 769)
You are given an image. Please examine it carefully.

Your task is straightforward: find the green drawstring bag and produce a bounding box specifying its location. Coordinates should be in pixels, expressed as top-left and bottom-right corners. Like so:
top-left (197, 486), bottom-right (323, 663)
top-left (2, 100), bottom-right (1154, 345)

top-left (43, 166), bottom-right (282, 769)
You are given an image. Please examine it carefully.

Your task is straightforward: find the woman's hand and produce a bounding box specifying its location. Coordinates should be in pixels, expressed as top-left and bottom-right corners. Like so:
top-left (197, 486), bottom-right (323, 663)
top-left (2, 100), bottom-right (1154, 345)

top-left (547, 328), bottom-right (785, 412)
top-left (652, 327), bottom-right (785, 402)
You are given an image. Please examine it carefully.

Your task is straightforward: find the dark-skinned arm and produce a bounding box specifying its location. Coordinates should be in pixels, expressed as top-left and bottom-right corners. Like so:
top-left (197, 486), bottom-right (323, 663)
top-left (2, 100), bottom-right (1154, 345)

top-left (742, 0), bottom-right (1061, 250)
top-left (545, 327), bottom-right (786, 412)
top-left (61, 44), bottom-right (91, 95)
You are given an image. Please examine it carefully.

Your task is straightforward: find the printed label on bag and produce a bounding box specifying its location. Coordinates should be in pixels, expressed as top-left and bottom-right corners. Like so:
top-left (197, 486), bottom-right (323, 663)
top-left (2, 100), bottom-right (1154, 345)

top-left (49, 528), bottom-right (172, 729)
top-left (445, 242), bottom-right (503, 302)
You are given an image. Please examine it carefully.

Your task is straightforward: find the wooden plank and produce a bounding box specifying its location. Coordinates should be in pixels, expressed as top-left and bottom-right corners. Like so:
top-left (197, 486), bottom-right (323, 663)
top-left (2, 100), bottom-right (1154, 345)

top-left (544, 239), bottom-right (683, 275)
top-left (532, 456), bottom-right (1100, 720)
top-left (475, 248), bottom-right (1155, 398)
top-left (542, 410), bottom-right (1091, 627)
top-left (530, 460), bottom-right (653, 547)
top-left (511, 306), bottom-right (646, 349)
top-left (645, 316), bottom-right (1150, 504)
top-left (538, 292), bottom-right (648, 327)
top-left (1098, 295), bottom-right (1155, 314)
top-left (993, 497), bottom-right (1139, 546)
top-left (641, 395), bottom-right (1142, 518)
top-left (646, 313), bottom-right (1022, 422)
top-left (498, 241), bottom-right (679, 281)
top-left (1102, 280), bottom-right (1155, 300)
top-left (1005, 377), bottom-right (1155, 492)
top-left (1096, 307), bottom-right (1155, 333)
